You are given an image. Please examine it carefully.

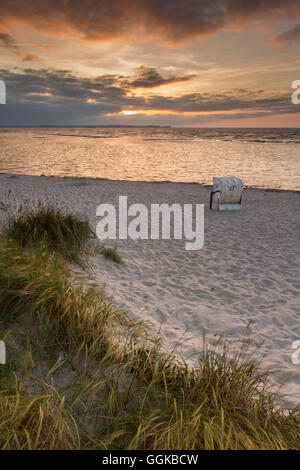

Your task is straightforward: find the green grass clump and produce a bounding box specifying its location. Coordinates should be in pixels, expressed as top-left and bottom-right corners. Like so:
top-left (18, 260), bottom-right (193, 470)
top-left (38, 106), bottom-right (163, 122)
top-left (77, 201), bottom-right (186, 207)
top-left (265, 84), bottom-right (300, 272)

top-left (99, 245), bottom-right (124, 264)
top-left (3, 201), bottom-right (93, 263)
top-left (0, 377), bottom-right (80, 450)
top-left (0, 236), bottom-right (126, 358)
top-left (91, 342), bottom-right (299, 450)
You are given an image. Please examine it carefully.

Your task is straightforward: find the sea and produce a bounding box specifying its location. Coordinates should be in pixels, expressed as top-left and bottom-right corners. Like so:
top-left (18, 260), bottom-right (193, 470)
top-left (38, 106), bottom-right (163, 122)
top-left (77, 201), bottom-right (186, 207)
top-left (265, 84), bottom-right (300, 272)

top-left (1, 127), bottom-right (300, 190)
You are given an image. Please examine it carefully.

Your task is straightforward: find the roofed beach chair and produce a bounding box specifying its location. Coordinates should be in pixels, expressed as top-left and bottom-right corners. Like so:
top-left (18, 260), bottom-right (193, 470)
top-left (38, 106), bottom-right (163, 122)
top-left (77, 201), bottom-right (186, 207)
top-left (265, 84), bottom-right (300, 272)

top-left (210, 177), bottom-right (243, 211)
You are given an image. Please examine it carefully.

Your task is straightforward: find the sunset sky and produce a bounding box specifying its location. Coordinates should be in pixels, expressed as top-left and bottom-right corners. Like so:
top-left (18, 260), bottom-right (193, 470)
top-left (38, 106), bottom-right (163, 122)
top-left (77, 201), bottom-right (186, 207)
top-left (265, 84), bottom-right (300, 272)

top-left (0, 0), bottom-right (300, 127)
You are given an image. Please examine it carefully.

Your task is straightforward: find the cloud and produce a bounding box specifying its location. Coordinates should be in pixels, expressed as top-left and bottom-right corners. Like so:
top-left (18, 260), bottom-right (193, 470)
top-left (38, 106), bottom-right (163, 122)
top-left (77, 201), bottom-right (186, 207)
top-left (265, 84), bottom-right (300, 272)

top-left (225, 0), bottom-right (296, 17)
top-left (0, 0), bottom-right (298, 44)
top-left (273, 24), bottom-right (300, 44)
top-left (0, 33), bottom-right (16, 48)
top-left (0, 1), bottom-right (227, 42)
top-left (0, 67), bottom-right (196, 106)
top-left (0, 67), bottom-right (296, 127)
top-left (0, 68), bottom-right (128, 110)
top-left (127, 66), bottom-right (197, 89)
top-left (12, 52), bottom-right (42, 61)
top-left (0, 31), bottom-right (42, 61)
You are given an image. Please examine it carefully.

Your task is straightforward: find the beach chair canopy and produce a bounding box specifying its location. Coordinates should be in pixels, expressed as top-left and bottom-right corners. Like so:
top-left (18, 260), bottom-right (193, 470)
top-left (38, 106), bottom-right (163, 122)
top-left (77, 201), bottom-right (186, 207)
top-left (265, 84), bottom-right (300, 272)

top-left (210, 176), bottom-right (243, 211)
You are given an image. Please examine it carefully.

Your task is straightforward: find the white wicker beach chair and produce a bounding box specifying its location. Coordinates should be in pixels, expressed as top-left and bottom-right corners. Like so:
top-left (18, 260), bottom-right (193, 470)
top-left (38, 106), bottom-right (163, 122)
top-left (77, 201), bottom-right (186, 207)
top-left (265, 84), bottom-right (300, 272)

top-left (210, 177), bottom-right (243, 211)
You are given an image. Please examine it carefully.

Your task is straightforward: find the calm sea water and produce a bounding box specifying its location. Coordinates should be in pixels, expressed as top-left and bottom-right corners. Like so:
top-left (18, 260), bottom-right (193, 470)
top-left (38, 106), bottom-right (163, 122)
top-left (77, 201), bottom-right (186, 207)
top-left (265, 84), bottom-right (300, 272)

top-left (1, 127), bottom-right (300, 190)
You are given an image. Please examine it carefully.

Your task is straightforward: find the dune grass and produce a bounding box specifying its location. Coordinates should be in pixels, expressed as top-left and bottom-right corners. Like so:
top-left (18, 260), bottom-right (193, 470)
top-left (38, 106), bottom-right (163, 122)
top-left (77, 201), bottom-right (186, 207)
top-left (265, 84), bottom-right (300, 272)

top-left (98, 245), bottom-right (124, 265)
top-left (0, 203), bottom-right (299, 450)
top-left (3, 201), bottom-right (93, 264)
top-left (0, 235), bottom-right (127, 359)
top-left (1, 199), bottom-right (123, 265)
top-left (0, 376), bottom-right (80, 450)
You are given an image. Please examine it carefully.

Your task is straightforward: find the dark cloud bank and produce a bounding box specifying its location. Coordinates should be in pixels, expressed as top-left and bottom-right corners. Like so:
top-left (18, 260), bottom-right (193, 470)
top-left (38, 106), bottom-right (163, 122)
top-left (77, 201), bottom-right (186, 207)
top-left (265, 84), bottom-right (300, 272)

top-left (0, 68), bottom-right (297, 126)
top-left (0, 0), bottom-right (299, 43)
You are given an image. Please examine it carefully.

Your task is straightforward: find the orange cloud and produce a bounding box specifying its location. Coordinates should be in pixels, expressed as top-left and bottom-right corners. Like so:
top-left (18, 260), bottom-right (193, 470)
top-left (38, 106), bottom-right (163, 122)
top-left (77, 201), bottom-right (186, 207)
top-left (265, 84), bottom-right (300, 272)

top-left (0, 1), bottom-right (298, 44)
top-left (110, 108), bottom-right (272, 117)
top-left (12, 51), bottom-right (42, 61)
top-left (273, 24), bottom-right (300, 44)
top-left (197, 112), bottom-right (300, 128)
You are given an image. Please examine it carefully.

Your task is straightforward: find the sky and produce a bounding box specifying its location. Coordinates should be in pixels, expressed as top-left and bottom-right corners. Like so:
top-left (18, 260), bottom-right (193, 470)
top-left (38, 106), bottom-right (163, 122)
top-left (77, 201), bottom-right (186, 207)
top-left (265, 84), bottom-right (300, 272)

top-left (0, 0), bottom-right (300, 127)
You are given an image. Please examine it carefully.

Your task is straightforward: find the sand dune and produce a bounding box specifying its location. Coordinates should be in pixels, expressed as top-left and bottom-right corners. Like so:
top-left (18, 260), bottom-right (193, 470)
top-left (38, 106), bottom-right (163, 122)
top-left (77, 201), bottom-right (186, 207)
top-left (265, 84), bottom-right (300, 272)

top-left (0, 173), bottom-right (299, 406)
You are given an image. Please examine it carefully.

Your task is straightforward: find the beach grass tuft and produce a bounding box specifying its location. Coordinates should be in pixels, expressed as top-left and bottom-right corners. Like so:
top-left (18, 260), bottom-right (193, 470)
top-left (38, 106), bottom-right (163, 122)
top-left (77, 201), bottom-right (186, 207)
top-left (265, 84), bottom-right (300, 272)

top-left (0, 235), bottom-right (127, 359)
top-left (0, 376), bottom-right (80, 450)
top-left (2, 200), bottom-right (93, 263)
top-left (99, 245), bottom-right (124, 264)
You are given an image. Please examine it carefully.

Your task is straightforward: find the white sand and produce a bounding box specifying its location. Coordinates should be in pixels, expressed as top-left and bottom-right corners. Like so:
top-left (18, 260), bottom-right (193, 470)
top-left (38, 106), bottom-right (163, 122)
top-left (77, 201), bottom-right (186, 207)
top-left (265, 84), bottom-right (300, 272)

top-left (0, 173), bottom-right (299, 406)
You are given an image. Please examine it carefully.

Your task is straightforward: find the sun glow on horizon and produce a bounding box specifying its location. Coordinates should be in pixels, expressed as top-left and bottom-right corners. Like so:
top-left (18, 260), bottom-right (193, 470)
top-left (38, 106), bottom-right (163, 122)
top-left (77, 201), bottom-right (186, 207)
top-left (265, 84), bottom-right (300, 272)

top-left (109, 108), bottom-right (273, 118)
top-left (121, 110), bottom-right (140, 115)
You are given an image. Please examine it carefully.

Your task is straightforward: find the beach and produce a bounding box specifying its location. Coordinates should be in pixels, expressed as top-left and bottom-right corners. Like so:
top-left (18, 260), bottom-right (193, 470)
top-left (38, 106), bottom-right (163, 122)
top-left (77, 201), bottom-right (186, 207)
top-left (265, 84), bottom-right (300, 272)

top-left (0, 172), bottom-right (299, 405)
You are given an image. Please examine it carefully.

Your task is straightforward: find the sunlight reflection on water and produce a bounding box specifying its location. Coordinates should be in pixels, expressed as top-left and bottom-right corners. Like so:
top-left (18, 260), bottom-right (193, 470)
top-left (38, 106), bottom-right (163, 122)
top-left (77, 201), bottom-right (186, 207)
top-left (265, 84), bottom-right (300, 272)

top-left (0, 127), bottom-right (299, 190)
